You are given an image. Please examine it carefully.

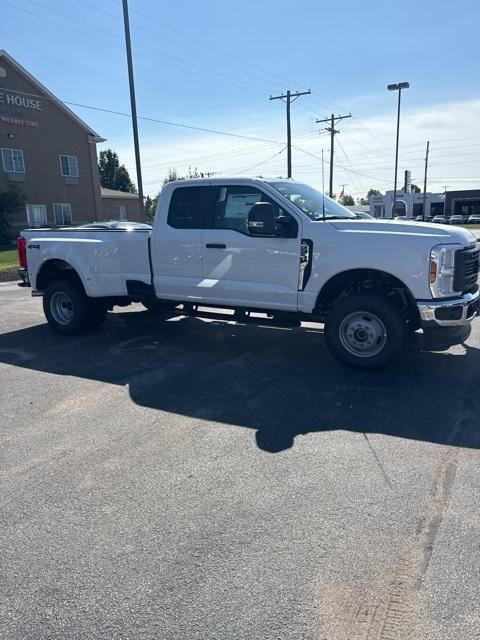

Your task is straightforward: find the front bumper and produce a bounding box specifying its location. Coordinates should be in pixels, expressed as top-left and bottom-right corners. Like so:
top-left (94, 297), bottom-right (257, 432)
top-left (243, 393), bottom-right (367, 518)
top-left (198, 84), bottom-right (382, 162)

top-left (417, 289), bottom-right (479, 327)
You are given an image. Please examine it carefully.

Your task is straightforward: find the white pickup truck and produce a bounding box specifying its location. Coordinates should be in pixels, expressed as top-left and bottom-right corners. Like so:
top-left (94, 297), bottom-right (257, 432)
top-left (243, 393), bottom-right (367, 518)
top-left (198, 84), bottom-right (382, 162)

top-left (17, 178), bottom-right (480, 369)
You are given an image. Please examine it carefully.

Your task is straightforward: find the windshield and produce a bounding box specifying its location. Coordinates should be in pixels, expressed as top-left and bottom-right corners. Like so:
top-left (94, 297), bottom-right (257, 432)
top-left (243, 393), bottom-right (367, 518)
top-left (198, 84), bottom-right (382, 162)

top-left (268, 181), bottom-right (358, 220)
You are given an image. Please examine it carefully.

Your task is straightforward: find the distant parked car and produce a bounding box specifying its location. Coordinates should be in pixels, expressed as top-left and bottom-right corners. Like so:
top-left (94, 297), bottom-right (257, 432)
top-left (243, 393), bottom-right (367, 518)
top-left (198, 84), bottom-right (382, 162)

top-left (432, 215), bottom-right (447, 224)
top-left (354, 211), bottom-right (374, 219)
top-left (450, 215), bottom-right (464, 225)
top-left (394, 215), bottom-right (408, 221)
top-left (467, 214), bottom-right (480, 225)
top-left (414, 215), bottom-right (433, 222)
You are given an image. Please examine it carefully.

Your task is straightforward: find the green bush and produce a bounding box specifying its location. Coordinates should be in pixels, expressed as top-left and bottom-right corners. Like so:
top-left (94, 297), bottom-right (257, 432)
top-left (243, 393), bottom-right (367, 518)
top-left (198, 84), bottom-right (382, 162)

top-left (0, 185), bottom-right (25, 245)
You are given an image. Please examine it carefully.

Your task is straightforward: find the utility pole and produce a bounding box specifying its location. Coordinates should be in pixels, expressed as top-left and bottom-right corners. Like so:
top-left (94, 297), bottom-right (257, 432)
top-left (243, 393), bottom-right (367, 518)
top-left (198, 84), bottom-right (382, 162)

top-left (422, 140), bottom-right (430, 221)
top-left (316, 113), bottom-right (351, 197)
top-left (122, 0), bottom-right (144, 218)
top-left (270, 89), bottom-right (311, 178)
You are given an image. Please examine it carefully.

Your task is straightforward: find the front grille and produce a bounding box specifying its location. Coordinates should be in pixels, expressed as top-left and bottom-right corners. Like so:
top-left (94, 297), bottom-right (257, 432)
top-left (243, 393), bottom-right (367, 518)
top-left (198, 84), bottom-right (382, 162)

top-left (454, 246), bottom-right (480, 293)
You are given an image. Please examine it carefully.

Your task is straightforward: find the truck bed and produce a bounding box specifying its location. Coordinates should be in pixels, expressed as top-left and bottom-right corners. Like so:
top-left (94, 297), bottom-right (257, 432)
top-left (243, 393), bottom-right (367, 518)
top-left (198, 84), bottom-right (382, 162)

top-left (21, 226), bottom-right (152, 297)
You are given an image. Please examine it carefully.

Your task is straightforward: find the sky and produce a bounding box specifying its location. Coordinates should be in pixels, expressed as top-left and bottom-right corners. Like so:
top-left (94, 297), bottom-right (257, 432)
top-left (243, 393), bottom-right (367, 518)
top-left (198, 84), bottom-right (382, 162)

top-left (1, 0), bottom-right (480, 198)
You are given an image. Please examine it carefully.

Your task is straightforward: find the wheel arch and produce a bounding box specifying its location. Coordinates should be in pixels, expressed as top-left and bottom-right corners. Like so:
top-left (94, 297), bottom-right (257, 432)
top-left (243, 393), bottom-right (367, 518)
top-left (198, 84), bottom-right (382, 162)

top-left (36, 259), bottom-right (86, 293)
top-left (315, 268), bottom-right (420, 326)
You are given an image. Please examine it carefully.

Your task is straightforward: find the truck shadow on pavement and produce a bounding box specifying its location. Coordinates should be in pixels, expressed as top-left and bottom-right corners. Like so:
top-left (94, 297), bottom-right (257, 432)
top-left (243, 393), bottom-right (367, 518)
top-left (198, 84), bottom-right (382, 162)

top-left (1, 308), bottom-right (480, 453)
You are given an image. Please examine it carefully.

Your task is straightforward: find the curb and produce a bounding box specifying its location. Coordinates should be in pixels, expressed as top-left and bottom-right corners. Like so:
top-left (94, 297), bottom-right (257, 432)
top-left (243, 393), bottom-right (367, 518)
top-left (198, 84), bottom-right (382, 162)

top-left (0, 269), bottom-right (19, 283)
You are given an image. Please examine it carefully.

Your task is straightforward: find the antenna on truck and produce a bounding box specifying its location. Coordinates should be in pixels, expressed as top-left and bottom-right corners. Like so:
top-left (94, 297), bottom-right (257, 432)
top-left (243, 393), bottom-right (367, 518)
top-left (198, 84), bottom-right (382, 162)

top-left (322, 149), bottom-right (326, 221)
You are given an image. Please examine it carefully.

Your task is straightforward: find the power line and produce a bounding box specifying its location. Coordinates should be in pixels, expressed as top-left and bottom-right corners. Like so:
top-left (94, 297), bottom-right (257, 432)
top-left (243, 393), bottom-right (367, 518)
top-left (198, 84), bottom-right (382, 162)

top-left (75, 0), bottom-right (279, 91)
top-left (1, 0), bottom-right (270, 96)
top-left (136, 142), bottom-right (281, 172)
top-left (114, 1), bottom-right (313, 94)
top-left (140, 144), bottom-right (284, 181)
top-left (2, 86), bottom-right (288, 146)
top-left (134, 132), bottom-right (322, 174)
top-left (335, 136), bottom-right (365, 195)
top-left (87, 0), bottom-right (347, 116)
top-left (291, 145), bottom-right (383, 182)
top-left (230, 146), bottom-right (288, 174)
top-left (350, 116), bottom-right (392, 147)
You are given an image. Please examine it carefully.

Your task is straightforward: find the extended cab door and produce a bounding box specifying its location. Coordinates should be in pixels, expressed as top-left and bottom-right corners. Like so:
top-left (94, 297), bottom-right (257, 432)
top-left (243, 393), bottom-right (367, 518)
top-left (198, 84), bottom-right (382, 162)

top-left (151, 184), bottom-right (208, 301)
top-left (201, 184), bottom-right (302, 310)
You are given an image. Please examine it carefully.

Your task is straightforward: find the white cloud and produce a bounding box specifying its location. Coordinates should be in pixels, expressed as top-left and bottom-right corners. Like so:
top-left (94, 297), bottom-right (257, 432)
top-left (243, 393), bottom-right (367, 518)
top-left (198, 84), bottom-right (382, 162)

top-left (100, 99), bottom-right (480, 198)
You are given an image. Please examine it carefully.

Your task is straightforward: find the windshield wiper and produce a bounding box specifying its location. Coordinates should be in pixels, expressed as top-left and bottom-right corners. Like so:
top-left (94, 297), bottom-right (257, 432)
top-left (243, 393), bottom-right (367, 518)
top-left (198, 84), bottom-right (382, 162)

top-left (314, 215), bottom-right (355, 220)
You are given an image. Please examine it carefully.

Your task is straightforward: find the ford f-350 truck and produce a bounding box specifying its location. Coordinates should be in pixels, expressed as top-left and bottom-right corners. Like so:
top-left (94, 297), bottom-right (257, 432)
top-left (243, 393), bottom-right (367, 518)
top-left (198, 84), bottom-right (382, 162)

top-left (17, 178), bottom-right (480, 369)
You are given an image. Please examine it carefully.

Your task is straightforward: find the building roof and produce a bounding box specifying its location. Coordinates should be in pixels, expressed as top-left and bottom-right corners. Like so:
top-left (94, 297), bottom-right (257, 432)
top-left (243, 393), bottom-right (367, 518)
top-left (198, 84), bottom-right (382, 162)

top-left (101, 187), bottom-right (139, 199)
top-left (0, 50), bottom-right (106, 143)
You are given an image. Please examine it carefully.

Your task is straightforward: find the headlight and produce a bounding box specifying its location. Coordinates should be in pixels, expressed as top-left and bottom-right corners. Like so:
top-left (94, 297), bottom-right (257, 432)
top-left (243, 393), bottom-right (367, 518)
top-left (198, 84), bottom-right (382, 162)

top-left (429, 244), bottom-right (461, 297)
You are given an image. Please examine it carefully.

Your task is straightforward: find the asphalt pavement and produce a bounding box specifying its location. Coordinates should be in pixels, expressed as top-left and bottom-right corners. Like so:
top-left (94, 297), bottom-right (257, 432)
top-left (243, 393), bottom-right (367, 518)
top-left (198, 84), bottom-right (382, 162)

top-left (1, 281), bottom-right (480, 639)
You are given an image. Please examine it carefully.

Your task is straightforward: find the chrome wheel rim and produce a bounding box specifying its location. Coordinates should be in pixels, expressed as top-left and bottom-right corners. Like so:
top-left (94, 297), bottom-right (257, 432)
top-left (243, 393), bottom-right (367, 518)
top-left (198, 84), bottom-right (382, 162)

top-left (339, 311), bottom-right (387, 358)
top-left (50, 291), bottom-right (74, 325)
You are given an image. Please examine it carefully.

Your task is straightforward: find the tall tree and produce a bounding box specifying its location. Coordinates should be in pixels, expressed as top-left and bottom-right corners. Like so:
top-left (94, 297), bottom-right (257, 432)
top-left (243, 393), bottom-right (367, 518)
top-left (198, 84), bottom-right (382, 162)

top-left (339, 194), bottom-right (355, 206)
top-left (0, 186), bottom-right (25, 244)
top-left (162, 169), bottom-right (179, 185)
top-left (98, 149), bottom-right (136, 193)
top-left (367, 188), bottom-right (382, 199)
top-left (144, 195), bottom-right (156, 223)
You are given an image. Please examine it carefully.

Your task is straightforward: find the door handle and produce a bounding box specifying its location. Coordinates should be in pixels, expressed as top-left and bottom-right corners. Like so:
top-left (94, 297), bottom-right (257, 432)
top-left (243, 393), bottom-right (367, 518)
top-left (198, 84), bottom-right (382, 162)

top-left (206, 243), bottom-right (227, 249)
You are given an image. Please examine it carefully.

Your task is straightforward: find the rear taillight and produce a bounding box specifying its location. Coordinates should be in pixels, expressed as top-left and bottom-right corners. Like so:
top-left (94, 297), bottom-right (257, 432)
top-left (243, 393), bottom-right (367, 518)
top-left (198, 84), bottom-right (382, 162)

top-left (16, 236), bottom-right (27, 269)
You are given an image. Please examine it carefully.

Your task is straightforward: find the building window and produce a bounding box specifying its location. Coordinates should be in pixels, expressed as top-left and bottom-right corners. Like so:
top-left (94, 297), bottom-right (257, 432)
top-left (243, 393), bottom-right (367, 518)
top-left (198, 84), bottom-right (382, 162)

top-left (1, 148), bottom-right (25, 173)
top-left (53, 203), bottom-right (72, 225)
top-left (114, 204), bottom-right (128, 220)
top-left (59, 155), bottom-right (79, 178)
top-left (26, 204), bottom-right (47, 228)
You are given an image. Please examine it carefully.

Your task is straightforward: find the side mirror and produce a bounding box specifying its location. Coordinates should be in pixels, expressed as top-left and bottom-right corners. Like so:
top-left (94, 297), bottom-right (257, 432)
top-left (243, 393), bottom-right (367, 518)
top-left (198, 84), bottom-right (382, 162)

top-left (247, 202), bottom-right (275, 235)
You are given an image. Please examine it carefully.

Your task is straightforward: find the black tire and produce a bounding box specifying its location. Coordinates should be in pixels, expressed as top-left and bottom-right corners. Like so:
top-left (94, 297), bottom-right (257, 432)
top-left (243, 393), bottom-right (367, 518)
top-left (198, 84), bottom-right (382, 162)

top-left (324, 293), bottom-right (406, 370)
top-left (43, 279), bottom-right (106, 335)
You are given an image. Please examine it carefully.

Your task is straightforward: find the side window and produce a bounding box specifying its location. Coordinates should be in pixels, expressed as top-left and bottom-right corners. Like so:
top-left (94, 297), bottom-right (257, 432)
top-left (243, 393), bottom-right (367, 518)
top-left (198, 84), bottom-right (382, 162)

top-left (213, 186), bottom-right (264, 233)
top-left (167, 186), bottom-right (207, 229)
top-left (209, 185), bottom-right (298, 237)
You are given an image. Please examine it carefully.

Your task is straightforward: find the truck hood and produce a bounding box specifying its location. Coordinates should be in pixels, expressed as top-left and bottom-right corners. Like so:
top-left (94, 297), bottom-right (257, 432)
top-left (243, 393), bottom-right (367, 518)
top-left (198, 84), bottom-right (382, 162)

top-left (328, 219), bottom-right (476, 246)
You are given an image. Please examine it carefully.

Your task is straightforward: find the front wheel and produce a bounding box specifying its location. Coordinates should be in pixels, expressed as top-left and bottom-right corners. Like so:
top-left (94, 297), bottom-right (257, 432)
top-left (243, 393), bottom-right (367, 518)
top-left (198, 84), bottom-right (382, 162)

top-left (324, 293), bottom-right (406, 370)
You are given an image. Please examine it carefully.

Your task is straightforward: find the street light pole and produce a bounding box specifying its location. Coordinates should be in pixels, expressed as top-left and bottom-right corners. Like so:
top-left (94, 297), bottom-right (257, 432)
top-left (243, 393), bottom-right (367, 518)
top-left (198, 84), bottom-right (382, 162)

top-left (422, 140), bottom-right (430, 222)
top-left (387, 82), bottom-right (409, 217)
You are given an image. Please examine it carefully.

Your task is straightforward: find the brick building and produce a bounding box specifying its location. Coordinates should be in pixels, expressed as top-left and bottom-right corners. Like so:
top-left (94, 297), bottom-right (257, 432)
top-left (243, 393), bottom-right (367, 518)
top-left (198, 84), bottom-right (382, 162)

top-left (0, 50), bottom-right (141, 232)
